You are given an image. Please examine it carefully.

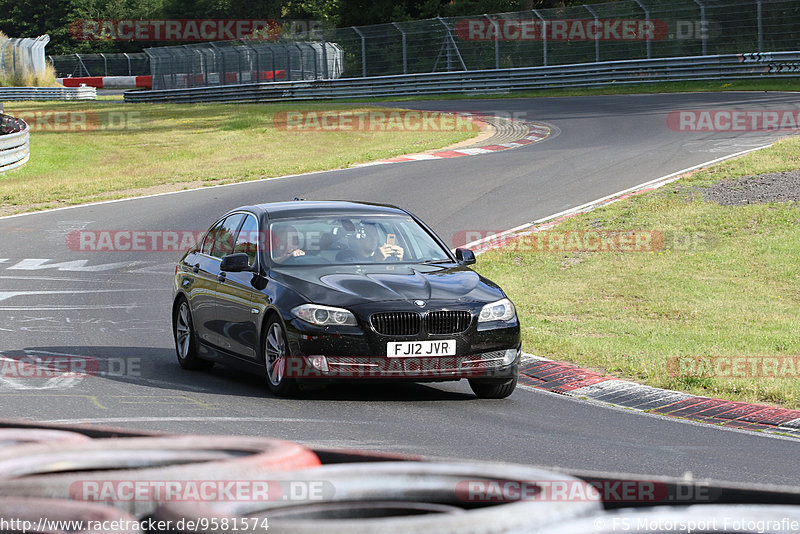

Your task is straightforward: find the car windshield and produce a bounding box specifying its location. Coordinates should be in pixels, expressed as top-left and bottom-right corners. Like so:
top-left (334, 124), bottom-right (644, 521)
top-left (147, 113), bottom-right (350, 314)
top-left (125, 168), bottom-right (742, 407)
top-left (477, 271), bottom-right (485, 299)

top-left (268, 215), bottom-right (452, 265)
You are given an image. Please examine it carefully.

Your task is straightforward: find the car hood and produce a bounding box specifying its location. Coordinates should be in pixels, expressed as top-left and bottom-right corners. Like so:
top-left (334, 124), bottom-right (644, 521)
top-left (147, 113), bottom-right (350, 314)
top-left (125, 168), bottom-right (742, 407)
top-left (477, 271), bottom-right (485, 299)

top-left (270, 264), bottom-right (505, 307)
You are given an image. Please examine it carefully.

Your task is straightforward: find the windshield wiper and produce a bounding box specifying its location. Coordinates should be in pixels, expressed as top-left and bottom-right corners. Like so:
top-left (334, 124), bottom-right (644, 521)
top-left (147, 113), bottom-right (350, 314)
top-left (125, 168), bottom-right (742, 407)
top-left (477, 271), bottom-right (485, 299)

top-left (421, 259), bottom-right (454, 264)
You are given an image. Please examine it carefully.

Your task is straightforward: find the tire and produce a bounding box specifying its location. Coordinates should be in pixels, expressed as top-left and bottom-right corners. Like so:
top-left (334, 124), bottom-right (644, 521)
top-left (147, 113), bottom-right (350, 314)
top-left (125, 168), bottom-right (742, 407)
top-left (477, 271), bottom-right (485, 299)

top-left (173, 298), bottom-right (213, 371)
top-left (469, 373), bottom-right (518, 399)
top-left (263, 317), bottom-right (299, 397)
top-left (0, 428), bottom-right (90, 447)
top-left (0, 435), bottom-right (320, 517)
top-left (155, 461), bottom-right (602, 534)
top-left (0, 497), bottom-right (142, 534)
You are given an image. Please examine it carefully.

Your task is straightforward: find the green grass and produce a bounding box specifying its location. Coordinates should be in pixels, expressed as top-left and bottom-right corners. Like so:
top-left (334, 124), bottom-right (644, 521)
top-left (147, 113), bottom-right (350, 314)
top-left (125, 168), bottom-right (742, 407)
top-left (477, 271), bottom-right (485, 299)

top-left (475, 136), bottom-right (800, 408)
top-left (97, 77), bottom-right (800, 105)
top-left (0, 102), bottom-right (477, 213)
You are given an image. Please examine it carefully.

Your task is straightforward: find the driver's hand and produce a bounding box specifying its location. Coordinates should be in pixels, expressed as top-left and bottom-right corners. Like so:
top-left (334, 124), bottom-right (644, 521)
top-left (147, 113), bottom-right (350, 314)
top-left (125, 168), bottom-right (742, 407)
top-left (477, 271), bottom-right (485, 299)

top-left (289, 248), bottom-right (305, 257)
top-left (379, 244), bottom-right (403, 260)
top-left (378, 244), bottom-right (394, 260)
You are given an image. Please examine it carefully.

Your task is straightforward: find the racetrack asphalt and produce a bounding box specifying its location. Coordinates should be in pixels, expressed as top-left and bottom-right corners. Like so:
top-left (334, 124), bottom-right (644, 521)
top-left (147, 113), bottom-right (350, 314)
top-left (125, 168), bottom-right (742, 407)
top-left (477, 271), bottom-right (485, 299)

top-left (1, 92), bottom-right (798, 486)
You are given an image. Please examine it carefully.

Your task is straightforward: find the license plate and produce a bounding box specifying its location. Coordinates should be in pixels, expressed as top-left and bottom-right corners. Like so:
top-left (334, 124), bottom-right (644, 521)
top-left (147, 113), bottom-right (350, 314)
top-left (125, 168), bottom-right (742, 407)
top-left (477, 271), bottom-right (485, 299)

top-left (387, 340), bottom-right (456, 357)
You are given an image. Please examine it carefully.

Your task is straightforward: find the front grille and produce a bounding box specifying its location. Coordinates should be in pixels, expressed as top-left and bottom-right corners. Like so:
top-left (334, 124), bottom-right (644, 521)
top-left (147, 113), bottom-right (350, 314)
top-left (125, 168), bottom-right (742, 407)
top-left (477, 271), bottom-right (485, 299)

top-left (323, 351), bottom-right (509, 376)
top-left (370, 312), bottom-right (421, 336)
top-left (425, 310), bottom-right (472, 334)
top-left (370, 310), bottom-right (472, 336)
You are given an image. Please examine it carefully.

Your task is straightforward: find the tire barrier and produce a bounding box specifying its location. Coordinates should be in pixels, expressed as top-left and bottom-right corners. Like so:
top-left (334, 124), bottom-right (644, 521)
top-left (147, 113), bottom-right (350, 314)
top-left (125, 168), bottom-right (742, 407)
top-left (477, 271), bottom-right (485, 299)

top-left (0, 435), bottom-right (321, 517)
top-left (0, 419), bottom-right (162, 439)
top-left (0, 114), bottom-right (29, 173)
top-left (0, 429), bottom-right (90, 447)
top-left (155, 461), bottom-right (603, 533)
top-left (0, 420), bottom-right (798, 533)
top-left (0, 497), bottom-right (142, 534)
top-left (535, 504), bottom-right (800, 534)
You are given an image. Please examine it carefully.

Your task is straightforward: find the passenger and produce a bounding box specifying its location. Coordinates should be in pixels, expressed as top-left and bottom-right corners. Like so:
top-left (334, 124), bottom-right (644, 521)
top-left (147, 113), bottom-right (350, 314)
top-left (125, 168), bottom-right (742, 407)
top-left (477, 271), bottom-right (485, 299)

top-left (336, 224), bottom-right (404, 262)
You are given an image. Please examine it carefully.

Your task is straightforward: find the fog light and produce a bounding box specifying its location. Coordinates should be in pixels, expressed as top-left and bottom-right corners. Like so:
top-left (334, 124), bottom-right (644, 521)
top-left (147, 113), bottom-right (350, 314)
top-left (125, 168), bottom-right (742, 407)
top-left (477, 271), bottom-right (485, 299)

top-left (307, 355), bottom-right (329, 372)
top-left (502, 348), bottom-right (519, 366)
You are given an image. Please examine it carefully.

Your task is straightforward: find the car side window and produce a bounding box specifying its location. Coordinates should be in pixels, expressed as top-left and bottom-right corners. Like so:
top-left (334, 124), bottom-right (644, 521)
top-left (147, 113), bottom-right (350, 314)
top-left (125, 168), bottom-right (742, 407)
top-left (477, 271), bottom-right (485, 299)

top-left (210, 214), bottom-right (245, 259)
top-left (200, 220), bottom-right (224, 255)
top-left (234, 214), bottom-right (259, 266)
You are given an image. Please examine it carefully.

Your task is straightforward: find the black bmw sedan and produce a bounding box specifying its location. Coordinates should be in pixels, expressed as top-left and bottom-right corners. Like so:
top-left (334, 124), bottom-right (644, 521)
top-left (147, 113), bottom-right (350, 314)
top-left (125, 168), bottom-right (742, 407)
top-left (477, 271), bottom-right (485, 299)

top-left (172, 201), bottom-right (520, 398)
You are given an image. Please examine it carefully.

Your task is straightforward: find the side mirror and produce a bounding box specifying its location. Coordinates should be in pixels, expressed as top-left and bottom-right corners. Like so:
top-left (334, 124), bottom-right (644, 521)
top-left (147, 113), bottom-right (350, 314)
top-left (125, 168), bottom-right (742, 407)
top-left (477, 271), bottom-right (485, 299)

top-left (220, 253), bottom-right (255, 272)
top-left (455, 248), bottom-right (476, 265)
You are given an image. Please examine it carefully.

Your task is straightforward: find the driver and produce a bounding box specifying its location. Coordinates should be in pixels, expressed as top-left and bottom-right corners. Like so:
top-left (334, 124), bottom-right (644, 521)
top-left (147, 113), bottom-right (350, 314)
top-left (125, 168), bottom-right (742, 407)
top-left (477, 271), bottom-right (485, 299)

top-left (271, 224), bottom-right (305, 263)
top-left (336, 223), bottom-right (404, 262)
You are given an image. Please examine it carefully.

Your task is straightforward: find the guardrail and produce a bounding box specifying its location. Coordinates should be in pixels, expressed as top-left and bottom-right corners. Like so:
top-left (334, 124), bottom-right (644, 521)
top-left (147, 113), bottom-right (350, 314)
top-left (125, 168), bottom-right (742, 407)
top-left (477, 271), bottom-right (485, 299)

top-left (0, 86), bottom-right (97, 101)
top-left (125, 51), bottom-right (800, 103)
top-left (0, 115), bottom-right (30, 173)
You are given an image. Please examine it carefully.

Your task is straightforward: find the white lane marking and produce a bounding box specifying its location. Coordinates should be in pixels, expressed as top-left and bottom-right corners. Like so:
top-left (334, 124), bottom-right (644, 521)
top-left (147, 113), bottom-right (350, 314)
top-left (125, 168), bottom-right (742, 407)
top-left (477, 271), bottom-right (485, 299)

top-left (461, 143), bottom-right (775, 251)
top-left (0, 275), bottom-right (109, 282)
top-left (0, 289), bottom-right (158, 302)
top-left (39, 416), bottom-right (357, 424)
top-left (0, 306), bottom-right (145, 311)
top-left (6, 259), bottom-right (138, 272)
top-left (0, 355), bottom-right (85, 390)
top-left (0, 305), bottom-right (145, 311)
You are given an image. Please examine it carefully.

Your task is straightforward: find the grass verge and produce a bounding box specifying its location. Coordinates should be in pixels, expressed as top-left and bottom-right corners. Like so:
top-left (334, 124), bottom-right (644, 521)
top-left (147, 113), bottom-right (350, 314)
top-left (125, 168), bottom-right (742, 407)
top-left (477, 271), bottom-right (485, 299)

top-left (0, 102), bottom-right (478, 214)
top-left (332, 78), bottom-right (800, 103)
top-left (474, 136), bottom-right (800, 408)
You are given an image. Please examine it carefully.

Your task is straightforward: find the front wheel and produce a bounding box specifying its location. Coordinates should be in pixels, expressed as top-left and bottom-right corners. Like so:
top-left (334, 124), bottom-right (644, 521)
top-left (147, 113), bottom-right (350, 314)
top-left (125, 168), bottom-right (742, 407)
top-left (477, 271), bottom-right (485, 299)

top-left (469, 374), bottom-right (518, 399)
top-left (173, 299), bottom-right (213, 371)
top-left (263, 317), bottom-right (298, 397)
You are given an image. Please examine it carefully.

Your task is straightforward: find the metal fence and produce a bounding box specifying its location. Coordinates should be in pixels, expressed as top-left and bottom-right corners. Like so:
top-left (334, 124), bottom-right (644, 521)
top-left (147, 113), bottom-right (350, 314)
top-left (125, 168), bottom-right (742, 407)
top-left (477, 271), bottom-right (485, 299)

top-left (0, 35), bottom-right (50, 80)
top-left (136, 0), bottom-right (800, 89)
top-left (147, 41), bottom-right (344, 90)
top-left (125, 50), bottom-right (800, 103)
top-left (299, 0), bottom-right (800, 78)
top-left (0, 86), bottom-right (97, 100)
top-left (48, 53), bottom-right (149, 78)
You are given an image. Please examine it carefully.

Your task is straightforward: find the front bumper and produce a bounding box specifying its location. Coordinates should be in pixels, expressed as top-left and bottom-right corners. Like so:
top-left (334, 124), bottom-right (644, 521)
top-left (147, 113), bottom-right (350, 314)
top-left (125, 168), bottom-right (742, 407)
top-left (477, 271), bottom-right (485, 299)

top-left (284, 348), bottom-right (520, 381)
top-left (283, 307), bottom-right (520, 382)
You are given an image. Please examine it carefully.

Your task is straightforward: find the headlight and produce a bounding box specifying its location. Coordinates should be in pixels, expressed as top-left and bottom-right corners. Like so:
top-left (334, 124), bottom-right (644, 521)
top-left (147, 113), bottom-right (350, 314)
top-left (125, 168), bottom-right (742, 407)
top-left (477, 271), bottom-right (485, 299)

top-left (478, 298), bottom-right (516, 323)
top-left (291, 304), bottom-right (357, 326)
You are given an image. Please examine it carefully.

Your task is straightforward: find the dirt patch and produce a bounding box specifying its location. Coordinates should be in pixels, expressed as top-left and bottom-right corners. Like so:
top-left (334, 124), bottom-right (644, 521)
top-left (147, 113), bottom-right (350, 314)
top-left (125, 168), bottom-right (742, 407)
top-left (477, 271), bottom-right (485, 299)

top-left (702, 170), bottom-right (800, 205)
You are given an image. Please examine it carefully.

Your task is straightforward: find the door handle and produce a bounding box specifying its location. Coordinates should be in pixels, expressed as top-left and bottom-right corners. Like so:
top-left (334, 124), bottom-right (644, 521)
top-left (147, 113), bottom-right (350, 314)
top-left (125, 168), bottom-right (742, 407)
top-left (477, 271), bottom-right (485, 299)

top-left (217, 272), bottom-right (226, 282)
top-left (192, 264), bottom-right (200, 274)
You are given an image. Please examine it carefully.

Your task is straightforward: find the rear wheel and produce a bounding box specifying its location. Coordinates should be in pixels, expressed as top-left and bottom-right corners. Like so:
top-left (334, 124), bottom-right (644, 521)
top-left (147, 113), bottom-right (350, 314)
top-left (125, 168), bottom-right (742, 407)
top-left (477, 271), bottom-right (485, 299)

top-left (263, 317), bottom-right (298, 397)
top-left (173, 299), bottom-right (213, 371)
top-left (469, 374), bottom-right (518, 399)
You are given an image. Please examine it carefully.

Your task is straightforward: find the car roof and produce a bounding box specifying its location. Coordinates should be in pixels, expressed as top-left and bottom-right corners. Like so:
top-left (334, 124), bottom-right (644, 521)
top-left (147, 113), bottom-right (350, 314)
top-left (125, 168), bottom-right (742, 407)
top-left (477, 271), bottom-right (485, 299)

top-left (232, 200), bottom-right (409, 219)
